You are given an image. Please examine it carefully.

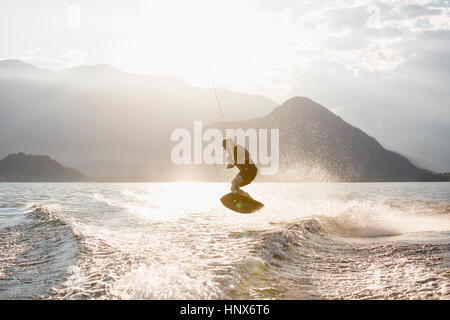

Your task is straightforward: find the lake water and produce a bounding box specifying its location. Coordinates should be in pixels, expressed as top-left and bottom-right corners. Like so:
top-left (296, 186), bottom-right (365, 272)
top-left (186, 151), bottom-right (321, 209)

top-left (0, 182), bottom-right (449, 299)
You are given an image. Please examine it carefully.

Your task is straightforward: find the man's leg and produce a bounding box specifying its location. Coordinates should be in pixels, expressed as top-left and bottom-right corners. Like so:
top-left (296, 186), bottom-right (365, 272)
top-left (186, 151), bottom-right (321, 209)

top-left (231, 174), bottom-right (243, 193)
top-left (231, 174), bottom-right (251, 198)
top-left (231, 166), bottom-right (257, 198)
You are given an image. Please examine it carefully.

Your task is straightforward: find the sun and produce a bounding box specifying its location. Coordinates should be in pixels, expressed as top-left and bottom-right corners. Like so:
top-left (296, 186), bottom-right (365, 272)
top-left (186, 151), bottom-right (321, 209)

top-left (112, 0), bottom-right (283, 90)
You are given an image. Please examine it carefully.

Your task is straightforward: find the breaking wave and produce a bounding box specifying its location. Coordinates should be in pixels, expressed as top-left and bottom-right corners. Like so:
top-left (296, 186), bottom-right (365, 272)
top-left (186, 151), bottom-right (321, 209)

top-left (0, 204), bottom-right (79, 299)
top-left (0, 182), bottom-right (449, 299)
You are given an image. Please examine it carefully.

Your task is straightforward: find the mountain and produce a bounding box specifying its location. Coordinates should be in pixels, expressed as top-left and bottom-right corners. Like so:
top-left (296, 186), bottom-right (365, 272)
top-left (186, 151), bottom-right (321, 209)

top-left (0, 60), bottom-right (428, 181)
top-left (0, 60), bottom-right (277, 177)
top-left (0, 59), bottom-right (38, 71)
top-left (0, 153), bottom-right (87, 182)
top-left (209, 97), bottom-right (428, 181)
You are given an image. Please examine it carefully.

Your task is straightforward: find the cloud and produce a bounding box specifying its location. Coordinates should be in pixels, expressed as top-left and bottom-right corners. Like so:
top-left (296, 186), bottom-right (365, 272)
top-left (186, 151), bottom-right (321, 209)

top-left (402, 4), bottom-right (442, 18)
top-left (325, 6), bottom-right (370, 29)
top-left (428, 0), bottom-right (450, 8)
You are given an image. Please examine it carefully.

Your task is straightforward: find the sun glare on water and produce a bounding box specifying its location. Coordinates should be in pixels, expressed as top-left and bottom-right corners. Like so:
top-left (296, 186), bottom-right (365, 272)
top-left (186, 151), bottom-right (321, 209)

top-left (118, 183), bottom-right (224, 221)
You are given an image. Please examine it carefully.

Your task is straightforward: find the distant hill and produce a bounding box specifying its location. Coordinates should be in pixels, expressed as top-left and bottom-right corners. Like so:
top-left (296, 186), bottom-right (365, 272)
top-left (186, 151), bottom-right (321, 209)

top-left (0, 153), bottom-right (87, 182)
top-left (0, 59), bottom-right (38, 71)
top-left (419, 172), bottom-right (450, 182)
top-left (208, 97), bottom-right (429, 181)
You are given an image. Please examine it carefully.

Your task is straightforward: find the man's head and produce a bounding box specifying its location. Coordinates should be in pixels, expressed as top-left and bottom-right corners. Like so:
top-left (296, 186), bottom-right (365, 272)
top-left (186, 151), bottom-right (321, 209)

top-left (222, 138), bottom-right (234, 151)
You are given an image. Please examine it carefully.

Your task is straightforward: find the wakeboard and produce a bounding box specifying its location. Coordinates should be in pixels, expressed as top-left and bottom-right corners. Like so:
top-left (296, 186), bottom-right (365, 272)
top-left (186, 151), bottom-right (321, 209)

top-left (220, 192), bottom-right (264, 214)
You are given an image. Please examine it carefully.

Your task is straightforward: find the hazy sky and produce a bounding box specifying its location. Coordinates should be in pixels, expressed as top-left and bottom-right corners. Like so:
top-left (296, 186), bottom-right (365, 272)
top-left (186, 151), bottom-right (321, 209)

top-left (1, 0), bottom-right (449, 170)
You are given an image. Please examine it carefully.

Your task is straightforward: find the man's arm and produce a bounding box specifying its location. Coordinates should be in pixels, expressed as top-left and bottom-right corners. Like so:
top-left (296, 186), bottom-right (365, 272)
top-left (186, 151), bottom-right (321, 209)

top-left (226, 146), bottom-right (236, 168)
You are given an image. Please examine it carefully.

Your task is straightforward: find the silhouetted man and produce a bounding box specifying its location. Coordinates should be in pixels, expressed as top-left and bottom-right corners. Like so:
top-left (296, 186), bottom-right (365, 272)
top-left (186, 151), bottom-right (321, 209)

top-left (222, 138), bottom-right (257, 198)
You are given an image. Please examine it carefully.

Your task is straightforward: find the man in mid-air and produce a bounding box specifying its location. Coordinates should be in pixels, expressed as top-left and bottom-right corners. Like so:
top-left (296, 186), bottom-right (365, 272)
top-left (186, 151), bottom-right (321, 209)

top-left (222, 139), bottom-right (258, 198)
